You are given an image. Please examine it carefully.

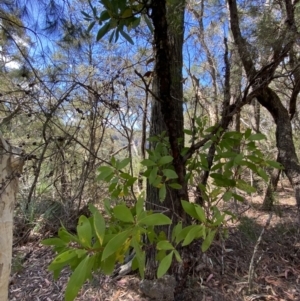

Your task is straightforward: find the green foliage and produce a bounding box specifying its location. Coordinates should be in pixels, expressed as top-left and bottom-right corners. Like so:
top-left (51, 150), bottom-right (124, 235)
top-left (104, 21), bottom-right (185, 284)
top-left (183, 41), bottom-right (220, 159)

top-left (44, 129), bottom-right (281, 301)
top-left (82, 0), bottom-right (151, 44)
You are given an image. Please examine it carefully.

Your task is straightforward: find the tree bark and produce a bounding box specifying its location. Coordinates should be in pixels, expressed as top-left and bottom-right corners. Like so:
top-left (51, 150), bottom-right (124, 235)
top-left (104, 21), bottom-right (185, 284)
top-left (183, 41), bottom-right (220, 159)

top-left (0, 132), bottom-right (23, 301)
top-left (145, 0), bottom-right (186, 279)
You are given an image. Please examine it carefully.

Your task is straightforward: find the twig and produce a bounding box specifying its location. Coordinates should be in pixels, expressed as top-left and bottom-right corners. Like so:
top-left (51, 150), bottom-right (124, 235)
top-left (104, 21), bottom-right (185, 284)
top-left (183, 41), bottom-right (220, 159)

top-left (248, 212), bottom-right (272, 293)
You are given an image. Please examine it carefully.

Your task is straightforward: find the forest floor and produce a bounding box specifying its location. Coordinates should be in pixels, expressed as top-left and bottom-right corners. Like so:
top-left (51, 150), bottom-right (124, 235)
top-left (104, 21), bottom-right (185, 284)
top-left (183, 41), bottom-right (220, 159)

top-left (9, 182), bottom-right (300, 301)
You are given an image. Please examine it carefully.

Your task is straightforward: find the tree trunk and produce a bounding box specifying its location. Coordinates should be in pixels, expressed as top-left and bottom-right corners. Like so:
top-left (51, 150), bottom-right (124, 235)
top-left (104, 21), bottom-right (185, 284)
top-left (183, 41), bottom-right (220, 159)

top-left (0, 132), bottom-right (23, 301)
top-left (145, 0), bottom-right (186, 279)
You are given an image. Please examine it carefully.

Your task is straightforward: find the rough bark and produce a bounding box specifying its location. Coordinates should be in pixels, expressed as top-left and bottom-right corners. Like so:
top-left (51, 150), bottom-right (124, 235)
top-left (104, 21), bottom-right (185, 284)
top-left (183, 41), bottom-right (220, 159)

top-left (145, 0), bottom-right (186, 279)
top-left (0, 132), bottom-right (23, 301)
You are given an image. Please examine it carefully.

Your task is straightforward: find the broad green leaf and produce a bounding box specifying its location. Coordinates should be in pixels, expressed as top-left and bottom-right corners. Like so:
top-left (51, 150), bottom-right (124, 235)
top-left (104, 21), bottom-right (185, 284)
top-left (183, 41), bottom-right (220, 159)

top-left (58, 228), bottom-right (79, 243)
top-left (168, 183), bottom-right (182, 189)
top-left (93, 210), bottom-right (105, 245)
top-left (97, 166), bottom-right (114, 180)
top-left (257, 168), bottom-right (269, 182)
top-left (248, 133), bottom-right (266, 141)
top-left (245, 128), bottom-right (252, 139)
top-left (181, 200), bottom-right (199, 219)
top-left (122, 8), bottom-right (132, 18)
top-left (117, 158), bottom-right (130, 170)
top-left (182, 225), bottom-right (203, 246)
top-left (157, 240), bottom-right (174, 251)
top-left (42, 238), bottom-right (66, 247)
top-left (96, 22), bottom-right (110, 41)
top-left (176, 225), bottom-right (195, 243)
top-left (232, 192), bottom-right (244, 202)
top-left (102, 230), bottom-right (131, 261)
top-left (157, 251), bottom-right (173, 278)
top-left (120, 172), bottom-right (133, 180)
top-left (158, 156), bottom-right (173, 165)
top-left (149, 167), bottom-right (158, 184)
top-left (202, 229), bottom-right (216, 252)
top-left (223, 191), bottom-right (232, 201)
top-left (77, 215), bottom-right (92, 248)
top-left (113, 204), bottom-right (134, 223)
top-left (100, 253), bottom-right (116, 275)
top-left (159, 184), bottom-right (166, 201)
top-left (65, 255), bottom-right (95, 301)
top-left (234, 154), bottom-right (243, 165)
top-left (266, 160), bottom-right (283, 169)
top-left (173, 249), bottom-right (182, 262)
top-left (236, 179), bottom-right (256, 193)
top-left (162, 169), bottom-right (178, 179)
top-left (195, 205), bottom-right (206, 223)
top-left (210, 173), bottom-right (236, 187)
top-left (49, 250), bottom-right (79, 270)
top-left (138, 213), bottom-right (171, 226)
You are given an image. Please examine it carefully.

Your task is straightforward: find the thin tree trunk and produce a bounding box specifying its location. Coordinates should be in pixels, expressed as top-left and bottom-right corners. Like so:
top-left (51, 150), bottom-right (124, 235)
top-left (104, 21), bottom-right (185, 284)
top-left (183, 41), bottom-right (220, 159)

top-left (0, 132), bottom-right (23, 301)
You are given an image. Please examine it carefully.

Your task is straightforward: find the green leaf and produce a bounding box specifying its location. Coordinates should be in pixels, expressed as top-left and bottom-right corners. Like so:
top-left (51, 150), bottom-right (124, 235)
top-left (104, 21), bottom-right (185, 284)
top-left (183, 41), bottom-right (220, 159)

top-left (266, 160), bottom-right (283, 169)
top-left (158, 156), bottom-right (173, 165)
top-left (117, 158), bottom-right (130, 170)
top-left (77, 215), bottom-right (92, 248)
top-left (236, 179), bottom-right (256, 193)
top-left (181, 200), bottom-right (199, 219)
top-left (223, 191), bottom-right (232, 201)
top-left (162, 169), bottom-right (178, 179)
top-left (149, 167), bottom-right (158, 184)
top-left (49, 250), bottom-right (79, 270)
top-left (138, 213), bottom-right (171, 226)
top-left (136, 194), bottom-right (145, 217)
top-left (121, 8), bottom-right (132, 18)
top-left (58, 227), bottom-right (79, 243)
top-left (93, 210), bottom-right (105, 245)
top-left (99, 9), bottom-right (111, 21)
top-left (257, 168), bottom-right (269, 182)
top-left (157, 240), bottom-right (174, 251)
top-left (245, 128), bottom-right (252, 139)
top-left (232, 193), bottom-right (244, 202)
top-left (182, 225), bottom-right (203, 246)
top-left (195, 205), bottom-right (206, 223)
top-left (210, 173), bottom-right (236, 187)
top-left (173, 249), bottom-right (182, 262)
top-left (171, 222), bottom-right (182, 241)
top-left (234, 153), bottom-right (243, 165)
top-left (248, 133), bottom-right (266, 141)
top-left (102, 230), bottom-right (130, 261)
top-left (176, 225), bottom-right (195, 243)
top-left (168, 183), bottom-right (182, 189)
top-left (97, 166), bottom-right (114, 180)
top-left (159, 184), bottom-right (166, 201)
top-left (119, 28), bottom-right (134, 44)
top-left (113, 204), bottom-right (134, 223)
top-left (96, 22), bottom-right (110, 41)
top-left (143, 14), bottom-right (153, 33)
top-left (42, 238), bottom-right (66, 247)
top-left (202, 229), bottom-right (216, 252)
top-left (87, 21), bottom-right (96, 32)
top-left (100, 253), bottom-right (116, 275)
top-left (157, 251), bottom-right (173, 278)
top-left (65, 255), bottom-right (95, 301)
top-left (141, 159), bottom-right (156, 166)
